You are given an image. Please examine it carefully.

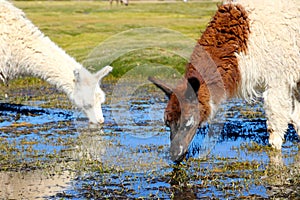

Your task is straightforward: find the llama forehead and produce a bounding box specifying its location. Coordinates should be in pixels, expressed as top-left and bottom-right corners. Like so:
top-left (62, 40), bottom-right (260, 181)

top-left (81, 73), bottom-right (97, 85)
top-left (165, 93), bottom-right (189, 116)
top-left (165, 87), bottom-right (201, 120)
top-left (77, 67), bottom-right (101, 83)
top-left (75, 70), bottom-right (99, 90)
top-left (165, 82), bottom-right (188, 110)
top-left (79, 83), bottom-right (101, 98)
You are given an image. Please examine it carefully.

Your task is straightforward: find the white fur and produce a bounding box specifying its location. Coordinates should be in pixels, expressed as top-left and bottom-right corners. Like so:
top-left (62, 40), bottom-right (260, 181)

top-left (186, 116), bottom-right (195, 127)
top-left (228, 0), bottom-right (300, 149)
top-left (0, 0), bottom-right (112, 124)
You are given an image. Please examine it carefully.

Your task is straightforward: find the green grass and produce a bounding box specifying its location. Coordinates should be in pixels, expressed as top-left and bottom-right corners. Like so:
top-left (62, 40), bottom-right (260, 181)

top-left (1, 1), bottom-right (218, 105)
top-left (13, 1), bottom-right (218, 77)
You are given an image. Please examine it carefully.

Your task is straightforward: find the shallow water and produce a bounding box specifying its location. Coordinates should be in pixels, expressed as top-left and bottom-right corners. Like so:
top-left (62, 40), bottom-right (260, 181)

top-left (0, 85), bottom-right (299, 199)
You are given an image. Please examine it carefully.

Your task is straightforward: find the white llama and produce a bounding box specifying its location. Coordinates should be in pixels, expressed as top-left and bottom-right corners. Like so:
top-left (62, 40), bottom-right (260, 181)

top-left (0, 0), bottom-right (112, 124)
top-left (150, 0), bottom-right (300, 161)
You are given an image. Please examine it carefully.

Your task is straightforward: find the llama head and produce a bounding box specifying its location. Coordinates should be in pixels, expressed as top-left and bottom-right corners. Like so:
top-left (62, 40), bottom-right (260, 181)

top-left (149, 76), bottom-right (201, 162)
top-left (72, 66), bottom-right (112, 124)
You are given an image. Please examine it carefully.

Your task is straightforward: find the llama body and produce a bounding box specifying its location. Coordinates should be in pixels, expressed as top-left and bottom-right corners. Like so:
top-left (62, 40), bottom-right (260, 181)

top-left (109, 0), bottom-right (128, 6)
top-left (0, 0), bottom-right (112, 124)
top-left (150, 0), bottom-right (300, 161)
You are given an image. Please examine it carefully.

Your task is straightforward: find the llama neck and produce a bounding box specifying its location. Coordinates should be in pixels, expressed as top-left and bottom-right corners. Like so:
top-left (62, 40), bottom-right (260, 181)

top-left (22, 35), bottom-right (82, 100)
top-left (185, 3), bottom-right (250, 122)
top-left (195, 3), bottom-right (250, 100)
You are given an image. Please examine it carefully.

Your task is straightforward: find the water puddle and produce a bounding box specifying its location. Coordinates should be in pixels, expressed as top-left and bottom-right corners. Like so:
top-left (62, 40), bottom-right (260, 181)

top-left (0, 85), bottom-right (299, 199)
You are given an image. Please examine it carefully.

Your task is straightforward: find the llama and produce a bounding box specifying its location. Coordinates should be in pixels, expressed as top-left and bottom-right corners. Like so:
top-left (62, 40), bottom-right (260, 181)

top-left (109, 0), bottom-right (128, 6)
top-left (150, 0), bottom-right (300, 162)
top-left (0, 0), bottom-right (112, 124)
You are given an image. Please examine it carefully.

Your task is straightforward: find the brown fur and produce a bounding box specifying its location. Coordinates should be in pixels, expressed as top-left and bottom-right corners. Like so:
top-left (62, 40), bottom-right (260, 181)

top-left (197, 3), bottom-right (250, 97)
top-left (149, 3), bottom-right (251, 161)
top-left (165, 3), bottom-right (250, 125)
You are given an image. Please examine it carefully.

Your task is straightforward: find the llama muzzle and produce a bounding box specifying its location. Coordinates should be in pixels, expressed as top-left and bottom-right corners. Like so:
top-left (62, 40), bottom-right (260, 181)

top-left (169, 118), bottom-right (199, 162)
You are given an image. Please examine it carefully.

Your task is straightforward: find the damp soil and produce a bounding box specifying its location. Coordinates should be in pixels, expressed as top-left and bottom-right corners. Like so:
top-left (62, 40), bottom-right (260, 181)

top-left (0, 79), bottom-right (299, 199)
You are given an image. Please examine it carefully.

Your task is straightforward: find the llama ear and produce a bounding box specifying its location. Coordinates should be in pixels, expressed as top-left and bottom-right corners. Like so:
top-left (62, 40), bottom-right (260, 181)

top-left (148, 76), bottom-right (173, 98)
top-left (73, 70), bottom-right (80, 82)
top-left (95, 65), bottom-right (113, 83)
top-left (185, 77), bottom-right (200, 100)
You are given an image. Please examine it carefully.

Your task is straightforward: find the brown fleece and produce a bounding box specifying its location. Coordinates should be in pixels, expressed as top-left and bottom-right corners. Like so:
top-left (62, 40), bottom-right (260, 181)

top-left (165, 3), bottom-right (250, 125)
top-left (197, 3), bottom-right (250, 97)
top-left (190, 3), bottom-right (250, 122)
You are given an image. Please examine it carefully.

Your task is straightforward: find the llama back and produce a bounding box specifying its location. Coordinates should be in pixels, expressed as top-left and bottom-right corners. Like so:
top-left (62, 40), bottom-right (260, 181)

top-left (228, 0), bottom-right (300, 99)
top-left (0, 0), bottom-right (42, 80)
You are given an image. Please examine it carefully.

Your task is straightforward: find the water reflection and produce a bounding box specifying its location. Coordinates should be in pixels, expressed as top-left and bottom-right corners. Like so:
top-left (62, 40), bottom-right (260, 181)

top-left (265, 150), bottom-right (300, 197)
top-left (0, 167), bottom-right (73, 199)
top-left (0, 96), bottom-right (299, 199)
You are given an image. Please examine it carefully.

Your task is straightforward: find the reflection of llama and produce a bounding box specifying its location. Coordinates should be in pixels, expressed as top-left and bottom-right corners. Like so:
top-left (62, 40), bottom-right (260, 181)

top-left (0, 0), bottom-right (112, 124)
top-left (266, 151), bottom-right (300, 196)
top-left (0, 129), bottom-right (105, 199)
top-left (150, 0), bottom-right (300, 161)
top-left (0, 169), bottom-right (73, 199)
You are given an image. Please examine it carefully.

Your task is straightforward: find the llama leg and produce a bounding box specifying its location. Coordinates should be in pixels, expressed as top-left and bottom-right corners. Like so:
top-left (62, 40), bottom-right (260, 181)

top-left (263, 86), bottom-right (292, 149)
top-left (291, 98), bottom-right (300, 137)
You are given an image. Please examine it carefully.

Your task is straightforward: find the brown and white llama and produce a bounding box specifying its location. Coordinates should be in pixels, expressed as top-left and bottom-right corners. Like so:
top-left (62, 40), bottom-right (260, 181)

top-left (150, 0), bottom-right (300, 162)
top-left (0, 0), bottom-right (112, 124)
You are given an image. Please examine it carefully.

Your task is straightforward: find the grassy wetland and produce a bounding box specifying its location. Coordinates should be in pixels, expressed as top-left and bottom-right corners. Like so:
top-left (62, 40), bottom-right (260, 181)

top-left (0, 1), bottom-right (300, 199)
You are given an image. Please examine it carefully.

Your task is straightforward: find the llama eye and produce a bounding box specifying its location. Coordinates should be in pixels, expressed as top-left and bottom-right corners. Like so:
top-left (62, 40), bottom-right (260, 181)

top-left (165, 120), bottom-right (170, 126)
